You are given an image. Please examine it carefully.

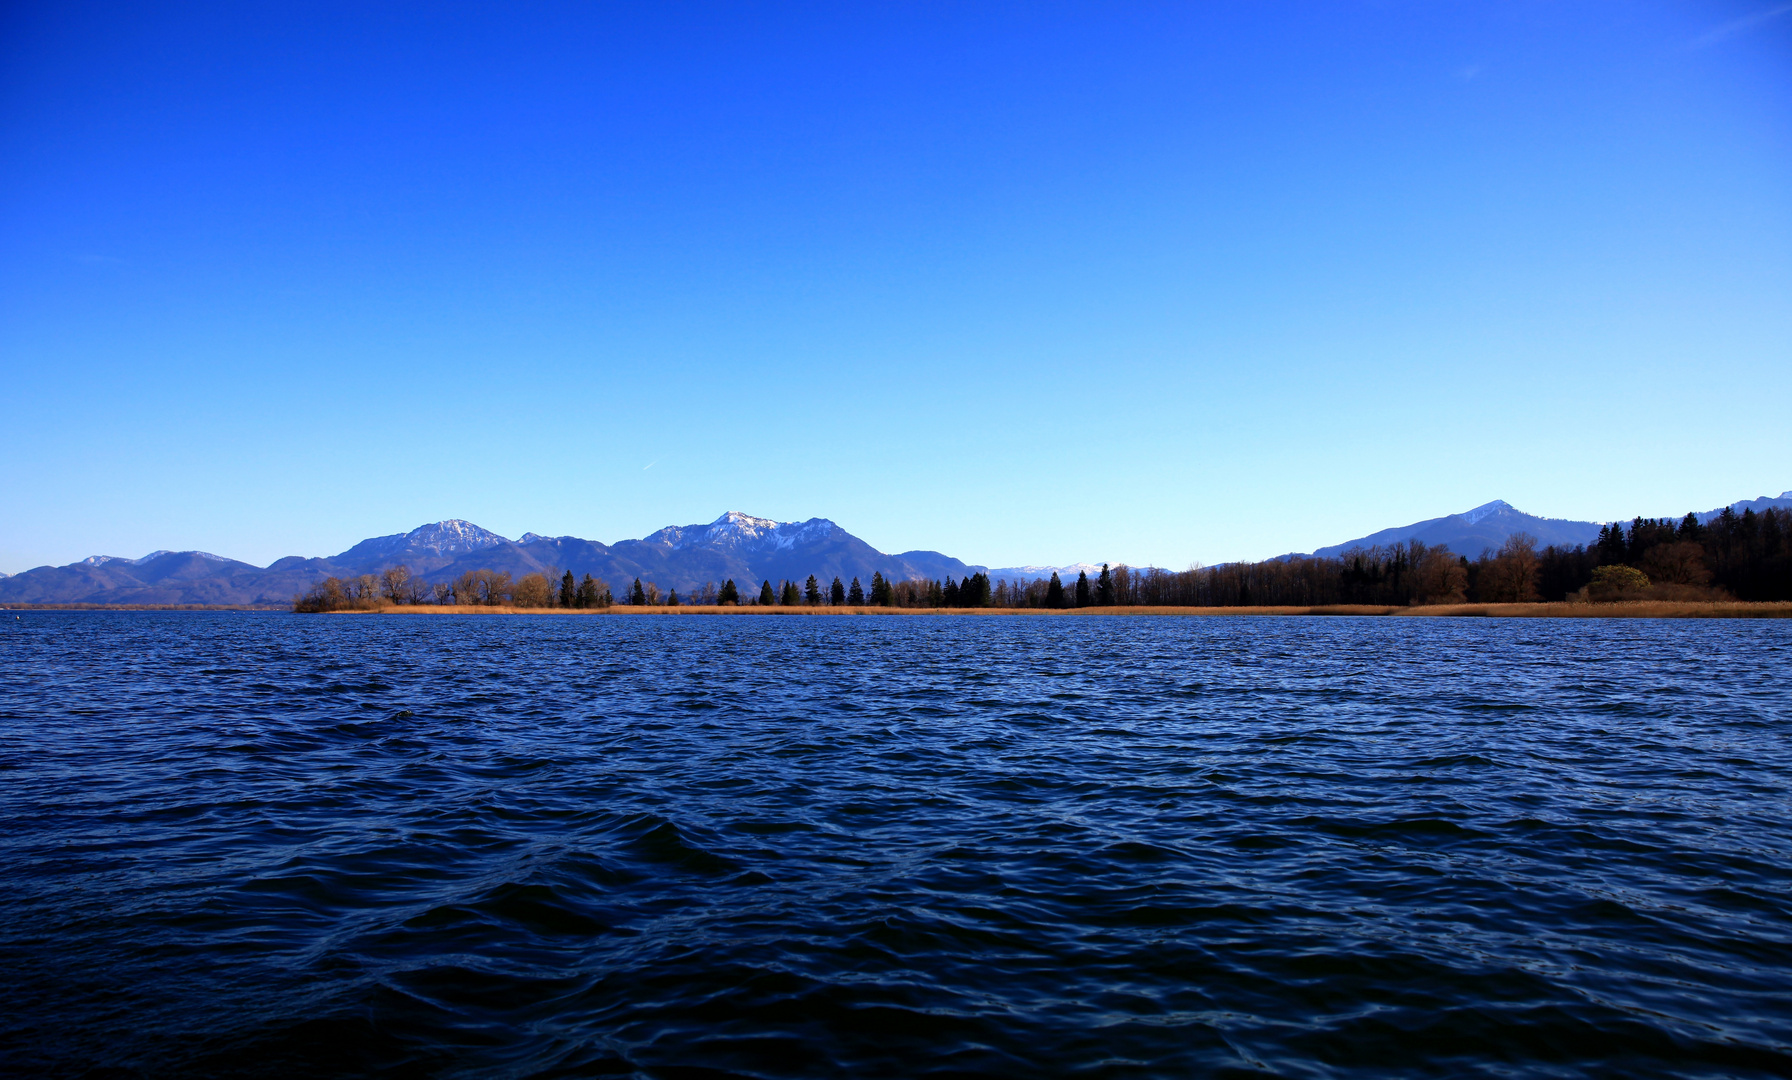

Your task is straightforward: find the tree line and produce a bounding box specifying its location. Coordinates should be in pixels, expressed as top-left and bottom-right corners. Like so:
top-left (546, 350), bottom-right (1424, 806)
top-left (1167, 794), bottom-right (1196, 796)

top-left (1097, 506), bottom-right (1790, 606)
top-left (293, 505), bottom-right (1791, 612)
top-left (294, 567), bottom-right (614, 612)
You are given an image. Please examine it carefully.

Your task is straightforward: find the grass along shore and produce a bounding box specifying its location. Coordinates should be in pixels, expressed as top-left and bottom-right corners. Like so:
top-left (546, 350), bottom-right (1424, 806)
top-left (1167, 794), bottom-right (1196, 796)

top-left (329, 601), bottom-right (1792, 618)
top-left (7, 601), bottom-right (1787, 617)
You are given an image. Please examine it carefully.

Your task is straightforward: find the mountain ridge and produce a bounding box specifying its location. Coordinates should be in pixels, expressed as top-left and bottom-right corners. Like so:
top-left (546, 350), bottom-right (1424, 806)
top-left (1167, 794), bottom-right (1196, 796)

top-left (0, 512), bottom-right (982, 606)
top-left (1299, 491), bottom-right (1792, 561)
top-left (5, 491), bottom-right (1787, 606)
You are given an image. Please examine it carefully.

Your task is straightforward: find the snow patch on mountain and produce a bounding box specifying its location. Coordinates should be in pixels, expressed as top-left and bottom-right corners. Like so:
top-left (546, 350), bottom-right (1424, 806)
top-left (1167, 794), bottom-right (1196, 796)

top-left (982, 562), bottom-right (1109, 582)
top-left (646, 512), bottom-right (838, 553)
top-left (142, 550), bottom-right (231, 563)
top-left (405, 519), bottom-right (509, 552)
top-left (81, 550), bottom-right (234, 566)
top-left (1457, 500), bottom-right (1513, 525)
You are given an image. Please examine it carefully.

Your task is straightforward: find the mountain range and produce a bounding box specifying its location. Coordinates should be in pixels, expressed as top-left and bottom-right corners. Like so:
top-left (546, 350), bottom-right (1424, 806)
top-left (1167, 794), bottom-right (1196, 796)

top-left (0, 513), bottom-right (980, 606)
top-left (3, 492), bottom-right (1787, 606)
top-left (1297, 491), bottom-right (1792, 562)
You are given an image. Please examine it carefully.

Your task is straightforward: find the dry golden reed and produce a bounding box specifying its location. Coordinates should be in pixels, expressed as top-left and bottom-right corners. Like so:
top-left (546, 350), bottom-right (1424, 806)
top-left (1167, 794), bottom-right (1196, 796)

top-left (348, 601), bottom-right (1792, 619)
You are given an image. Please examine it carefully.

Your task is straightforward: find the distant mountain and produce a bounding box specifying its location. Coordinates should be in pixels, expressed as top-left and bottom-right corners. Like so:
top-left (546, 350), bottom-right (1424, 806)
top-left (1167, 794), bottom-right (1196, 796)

top-left (0, 550), bottom-right (301, 606)
top-left (0, 512), bottom-right (982, 606)
top-left (8, 490), bottom-right (1787, 606)
top-left (1695, 491), bottom-right (1792, 523)
top-left (1306, 500), bottom-right (1601, 560)
top-left (982, 563), bottom-right (1109, 583)
top-left (1303, 491), bottom-right (1792, 560)
top-left (329, 519), bottom-right (509, 574)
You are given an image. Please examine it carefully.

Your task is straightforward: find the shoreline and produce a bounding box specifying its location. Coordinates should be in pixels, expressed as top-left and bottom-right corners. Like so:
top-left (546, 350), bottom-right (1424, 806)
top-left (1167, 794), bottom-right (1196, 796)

top-left (333, 601), bottom-right (1792, 618)
top-left (8, 601), bottom-right (1791, 618)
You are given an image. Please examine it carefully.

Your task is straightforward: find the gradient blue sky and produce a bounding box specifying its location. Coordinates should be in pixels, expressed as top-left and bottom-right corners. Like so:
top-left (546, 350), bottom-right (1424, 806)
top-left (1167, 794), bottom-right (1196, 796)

top-left (3, 1), bottom-right (1789, 573)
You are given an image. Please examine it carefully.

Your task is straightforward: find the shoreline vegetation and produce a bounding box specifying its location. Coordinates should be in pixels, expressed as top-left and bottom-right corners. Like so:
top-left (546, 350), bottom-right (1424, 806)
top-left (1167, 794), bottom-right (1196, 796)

top-left (6, 601), bottom-right (1790, 618)
top-left (288, 506), bottom-right (1791, 616)
top-left (328, 601), bottom-right (1792, 618)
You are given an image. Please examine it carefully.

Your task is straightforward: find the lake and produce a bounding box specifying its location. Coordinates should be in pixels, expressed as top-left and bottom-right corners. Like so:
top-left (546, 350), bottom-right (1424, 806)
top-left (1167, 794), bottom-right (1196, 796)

top-left (2, 612), bottom-right (1789, 1078)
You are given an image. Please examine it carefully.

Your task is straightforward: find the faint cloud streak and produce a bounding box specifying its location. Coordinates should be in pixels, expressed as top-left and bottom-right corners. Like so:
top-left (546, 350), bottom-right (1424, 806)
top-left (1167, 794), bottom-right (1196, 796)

top-left (1689, 2), bottom-right (1792, 47)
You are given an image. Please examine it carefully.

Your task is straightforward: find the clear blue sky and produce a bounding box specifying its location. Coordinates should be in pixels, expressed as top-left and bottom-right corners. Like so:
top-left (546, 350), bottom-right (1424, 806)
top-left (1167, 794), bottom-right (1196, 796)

top-left (3, 1), bottom-right (1789, 573)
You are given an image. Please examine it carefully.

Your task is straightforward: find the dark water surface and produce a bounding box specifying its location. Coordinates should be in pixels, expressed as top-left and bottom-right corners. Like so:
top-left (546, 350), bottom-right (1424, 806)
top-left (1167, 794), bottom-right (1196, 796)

top-left (2, 612), bottom-right (1790, 1078)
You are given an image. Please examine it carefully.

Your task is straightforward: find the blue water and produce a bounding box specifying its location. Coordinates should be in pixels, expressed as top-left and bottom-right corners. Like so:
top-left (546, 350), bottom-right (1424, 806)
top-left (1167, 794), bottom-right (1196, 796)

top-left (2, 612), bottom-right (1789, 1078)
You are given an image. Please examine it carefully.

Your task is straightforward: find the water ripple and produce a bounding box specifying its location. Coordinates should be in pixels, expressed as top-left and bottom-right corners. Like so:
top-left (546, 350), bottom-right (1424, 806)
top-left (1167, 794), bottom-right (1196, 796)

top-left (1, 612), bottom-right (1790, 1078)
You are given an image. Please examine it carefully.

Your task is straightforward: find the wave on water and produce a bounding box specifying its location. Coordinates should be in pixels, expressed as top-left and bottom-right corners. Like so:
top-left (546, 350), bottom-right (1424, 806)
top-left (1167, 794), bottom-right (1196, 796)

top-left (2, 613), bottom-right (1790, 1078)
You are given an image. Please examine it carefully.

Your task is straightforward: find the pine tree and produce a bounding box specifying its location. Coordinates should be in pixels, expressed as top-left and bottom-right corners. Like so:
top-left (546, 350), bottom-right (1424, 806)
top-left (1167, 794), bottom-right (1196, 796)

top-left (1096, 564), bottom-right (1111, 605)
top-left (576, 574), bottom-right (609, 608)
top-left (759, 580), bottom-right (775, 605)
top-left (830, 576), bottom-right (846, 605)
top-left (1046, 572), bottom-right (1065, 608)
top-left (719, 579), bottom-right (739, 605)
top-left (805, 574), bottom-right (821, 605)
top-left (848, 577), bottom-right (865, 604)
top-left (963, 572), bottom-right (990, 606)
top-left (869, 571), bottom-right (888, 606)
top-left (943, 576), bottom-right (961, 606)
top-left (1075, 571), bottom-right (1091, 607)
top-left (630, 578), bottom-right (647, 606)
top-left (667, 589), bottom-right (680, 607)
top-left (1598, 523), bottom-right (1628, 566)
top-left (559, 571), bottom-right (576, 608)
top-left (781, 580), bottom-right (801, 605)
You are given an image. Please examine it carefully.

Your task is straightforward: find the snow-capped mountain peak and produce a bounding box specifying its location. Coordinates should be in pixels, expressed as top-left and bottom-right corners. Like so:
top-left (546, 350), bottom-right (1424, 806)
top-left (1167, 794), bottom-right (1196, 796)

top-left (82, 550), bottom-right (231, 566)
top-left (645, 512), bottom-right (838, 552)
top-left (1457, 500), bottom-right (1514, 525)
top-left (980, 562), bottom-right (1110, 582)
top-left (401, 520), bottom-right (509, 554)
top-left (704, 511), bottom-right (780, 546)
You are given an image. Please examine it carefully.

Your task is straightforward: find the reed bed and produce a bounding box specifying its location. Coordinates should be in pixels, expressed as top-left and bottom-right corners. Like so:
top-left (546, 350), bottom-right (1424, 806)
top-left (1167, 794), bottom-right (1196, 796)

top-left (352, 601), bottom-right (1792, 618)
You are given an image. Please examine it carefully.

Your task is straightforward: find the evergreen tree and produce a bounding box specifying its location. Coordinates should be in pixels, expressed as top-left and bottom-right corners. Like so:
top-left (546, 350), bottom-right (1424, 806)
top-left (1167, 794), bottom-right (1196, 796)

top-left (759, 580), bottom-right (776, 605)
top-left (805, 574), bottom-right (822, 605)
top-left (963, 572), bottom-right (991, 606)
top-left (1597, 523), bottom-right (1628, 566)
top-left (1075, 571), bottom-right (1092, 607)
top-left (943, 576), bottom-right (961, 606)
top-left (719, 579), bottom-right (739, 605)
top-left (576, 574), bottom-right (609, 608)
top-left (869, 571), bottom-right (889, 606)
top-left (559, 570), bottom-right (576, 608)
top-left (630, 578), bottom-right (647, 606)
top-left (1096, 564), bottom-right (1112, 605)
top-left (666, 589), bottom-right (680, 607)
top-left (781, 580), bottom-right (801, 605)
top-left (848, 577), bottom-right (865, 604)
top-left (830, 576), bottom-right (846, 605)
top-left (1045, 572), bottom-right (1065, 608)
